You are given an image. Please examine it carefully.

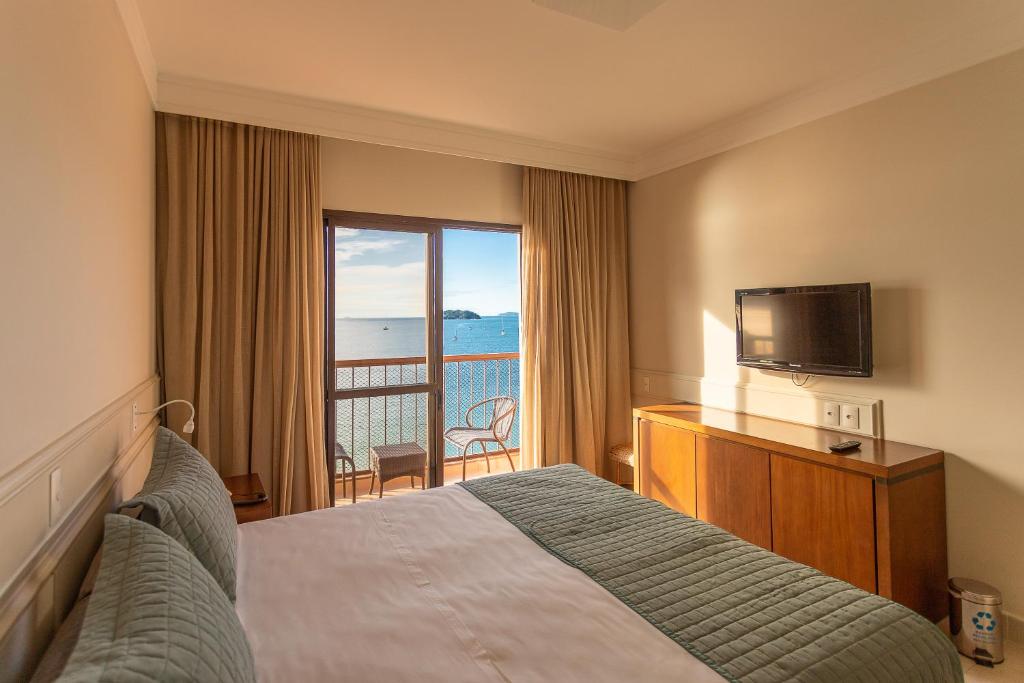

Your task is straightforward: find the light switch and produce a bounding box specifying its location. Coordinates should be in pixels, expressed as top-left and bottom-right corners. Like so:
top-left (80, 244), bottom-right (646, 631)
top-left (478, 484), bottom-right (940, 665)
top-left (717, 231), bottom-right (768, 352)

top-left (823, 402), bottom-right (840, 427)
top-left (841, 404), bottom-right (860, 430)
top-left (641, 376), bottom-right (651, 394)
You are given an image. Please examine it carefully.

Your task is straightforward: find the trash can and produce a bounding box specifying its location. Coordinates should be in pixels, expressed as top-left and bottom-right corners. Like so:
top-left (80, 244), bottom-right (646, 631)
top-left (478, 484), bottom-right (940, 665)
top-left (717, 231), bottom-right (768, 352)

top-left (949, 577), bottom-right (1004, 665)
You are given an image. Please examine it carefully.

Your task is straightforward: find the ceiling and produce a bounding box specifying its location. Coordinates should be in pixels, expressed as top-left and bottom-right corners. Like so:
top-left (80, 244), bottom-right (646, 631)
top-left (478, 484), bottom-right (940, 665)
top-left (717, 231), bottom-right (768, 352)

top-left (129, 0), bottom-right (1024, 179)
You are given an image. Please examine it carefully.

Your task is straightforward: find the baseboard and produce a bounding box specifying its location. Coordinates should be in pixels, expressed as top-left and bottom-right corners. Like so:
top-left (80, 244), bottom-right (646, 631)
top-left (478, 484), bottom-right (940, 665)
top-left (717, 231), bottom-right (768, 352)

top-left (631, 368), bottom-right (882, 438)
top-left (1008, 611), bottom-right (1024, 643)
top-left (0, 375), bottom-right (160, 682)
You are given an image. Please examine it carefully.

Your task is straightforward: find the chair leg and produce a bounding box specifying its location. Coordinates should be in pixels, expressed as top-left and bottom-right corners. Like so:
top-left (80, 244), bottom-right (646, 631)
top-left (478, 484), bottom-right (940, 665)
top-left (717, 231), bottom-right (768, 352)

top-left (484, 447), bottom-right (491, 473)
top-left (462, 446), bottom-right (469, 482)
top-left (369, 471), bottom-right (375, 497)
top-left (410, 475), bottom-right (414, 488)
top-left (379, 476), bottom-right (384, 499)
top-left (498, 439), bottom-right (515, 472)
top-left (350, 468), bottom-right (356, 504)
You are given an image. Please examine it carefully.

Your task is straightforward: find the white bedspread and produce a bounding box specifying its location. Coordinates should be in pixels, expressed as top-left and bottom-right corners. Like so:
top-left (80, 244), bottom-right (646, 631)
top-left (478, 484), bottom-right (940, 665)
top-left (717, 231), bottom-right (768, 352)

top-left (236, 484), bottom-right (723, 682)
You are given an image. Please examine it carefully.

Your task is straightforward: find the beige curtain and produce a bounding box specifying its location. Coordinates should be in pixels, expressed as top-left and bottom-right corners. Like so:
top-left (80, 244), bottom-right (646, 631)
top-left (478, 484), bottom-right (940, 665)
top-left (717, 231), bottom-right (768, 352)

top-left (156, 113), bottom-right (327, 515)
top-left (521, 167), bottom-right (632, 479)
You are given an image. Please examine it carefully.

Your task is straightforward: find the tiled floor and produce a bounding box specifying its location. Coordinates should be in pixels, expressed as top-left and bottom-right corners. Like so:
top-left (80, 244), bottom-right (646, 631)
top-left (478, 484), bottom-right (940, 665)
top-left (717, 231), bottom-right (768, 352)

top-left (962, 639), bottom-right (1024, 681)
top-left (334, 454), bottom-right (517, 505)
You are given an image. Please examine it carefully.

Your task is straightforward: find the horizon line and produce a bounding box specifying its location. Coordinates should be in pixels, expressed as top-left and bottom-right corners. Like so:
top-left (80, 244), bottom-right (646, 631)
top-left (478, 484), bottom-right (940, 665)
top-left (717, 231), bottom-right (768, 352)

top-left (335, 313), bottom-right (519, 319)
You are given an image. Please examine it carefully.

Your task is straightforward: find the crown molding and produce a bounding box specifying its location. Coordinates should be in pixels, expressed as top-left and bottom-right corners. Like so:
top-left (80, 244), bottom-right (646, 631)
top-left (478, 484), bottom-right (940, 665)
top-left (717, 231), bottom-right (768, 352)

top-left (156, 75), bottom-right (635, 180)
top-left (128, 0), bottom-right (1024, 181)
top-left (113, 0), bottom-right (157, 104)
top-left (632, 6), bottom-right (1024, 180)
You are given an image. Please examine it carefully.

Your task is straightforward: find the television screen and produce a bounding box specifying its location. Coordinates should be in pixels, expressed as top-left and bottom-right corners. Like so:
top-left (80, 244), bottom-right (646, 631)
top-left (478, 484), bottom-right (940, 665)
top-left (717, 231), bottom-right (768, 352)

top-left (735, 283), bottom-right (872, 377)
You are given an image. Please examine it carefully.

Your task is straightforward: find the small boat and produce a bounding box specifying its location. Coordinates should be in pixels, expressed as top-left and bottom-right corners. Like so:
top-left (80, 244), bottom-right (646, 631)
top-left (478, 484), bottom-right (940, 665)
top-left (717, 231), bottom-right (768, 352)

top-left (383, 322), bottom-right (390, 331)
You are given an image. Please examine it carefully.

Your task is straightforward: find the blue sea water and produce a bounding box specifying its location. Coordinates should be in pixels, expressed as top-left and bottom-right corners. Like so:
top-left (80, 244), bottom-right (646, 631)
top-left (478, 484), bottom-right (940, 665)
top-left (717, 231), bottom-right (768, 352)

top-left (333, 315), bottom-right (521, 468)
top-left (335, 315), bottom-right (520, 359)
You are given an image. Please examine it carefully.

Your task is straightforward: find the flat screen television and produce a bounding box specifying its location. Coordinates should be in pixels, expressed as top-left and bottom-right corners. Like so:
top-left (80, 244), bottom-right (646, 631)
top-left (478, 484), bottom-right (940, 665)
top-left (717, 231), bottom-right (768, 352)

top-left (735, 283), bottom-right (872, 377)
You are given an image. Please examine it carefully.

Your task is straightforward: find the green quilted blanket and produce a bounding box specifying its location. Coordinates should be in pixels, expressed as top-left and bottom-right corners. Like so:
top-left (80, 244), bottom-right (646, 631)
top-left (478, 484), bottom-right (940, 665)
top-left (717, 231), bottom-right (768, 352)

top-left (460, 464), bottom-right (962, 683)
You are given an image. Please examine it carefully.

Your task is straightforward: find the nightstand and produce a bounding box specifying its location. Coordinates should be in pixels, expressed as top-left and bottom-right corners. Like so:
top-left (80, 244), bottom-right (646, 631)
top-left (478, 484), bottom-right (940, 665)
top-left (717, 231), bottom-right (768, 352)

top-left (222, 473), bottom-right (272, 524)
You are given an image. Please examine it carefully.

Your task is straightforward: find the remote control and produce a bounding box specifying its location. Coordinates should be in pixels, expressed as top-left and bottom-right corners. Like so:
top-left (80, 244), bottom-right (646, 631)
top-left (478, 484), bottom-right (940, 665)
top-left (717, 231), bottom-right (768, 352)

top-left (828, 440), bottom-right (861, 453)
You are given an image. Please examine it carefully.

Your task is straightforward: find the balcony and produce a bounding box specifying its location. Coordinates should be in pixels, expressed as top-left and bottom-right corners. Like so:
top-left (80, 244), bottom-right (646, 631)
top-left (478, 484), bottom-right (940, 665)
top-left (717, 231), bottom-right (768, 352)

top-left (332, 351), bottom-right (520, 502)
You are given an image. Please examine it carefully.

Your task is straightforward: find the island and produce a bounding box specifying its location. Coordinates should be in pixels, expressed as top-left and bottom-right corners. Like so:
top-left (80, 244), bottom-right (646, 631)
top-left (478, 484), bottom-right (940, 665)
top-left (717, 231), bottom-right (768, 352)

top-left (443, 309), bottom-right (481, 320)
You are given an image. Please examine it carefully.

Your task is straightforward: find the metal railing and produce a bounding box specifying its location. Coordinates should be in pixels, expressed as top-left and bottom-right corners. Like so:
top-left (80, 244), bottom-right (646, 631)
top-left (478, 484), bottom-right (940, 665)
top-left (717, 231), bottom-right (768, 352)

top-left (333, 352), bottom-right (520, 472)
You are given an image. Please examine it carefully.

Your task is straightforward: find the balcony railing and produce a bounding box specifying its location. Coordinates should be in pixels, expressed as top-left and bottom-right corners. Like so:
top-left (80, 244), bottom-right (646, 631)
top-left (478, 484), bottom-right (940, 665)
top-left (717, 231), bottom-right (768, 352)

top-left (333, 352), bottom-right (520, 472)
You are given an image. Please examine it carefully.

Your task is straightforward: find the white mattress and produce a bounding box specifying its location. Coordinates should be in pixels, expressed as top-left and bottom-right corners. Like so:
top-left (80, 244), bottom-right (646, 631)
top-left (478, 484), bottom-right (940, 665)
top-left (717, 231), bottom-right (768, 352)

top-left (236, 484), bottom-right (723, 682)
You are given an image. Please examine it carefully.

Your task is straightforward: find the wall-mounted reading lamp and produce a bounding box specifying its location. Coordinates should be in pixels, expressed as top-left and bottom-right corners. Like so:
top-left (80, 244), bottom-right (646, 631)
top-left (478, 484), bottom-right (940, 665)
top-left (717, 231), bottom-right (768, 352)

top-left (133, 400), bottom-right (196, 434)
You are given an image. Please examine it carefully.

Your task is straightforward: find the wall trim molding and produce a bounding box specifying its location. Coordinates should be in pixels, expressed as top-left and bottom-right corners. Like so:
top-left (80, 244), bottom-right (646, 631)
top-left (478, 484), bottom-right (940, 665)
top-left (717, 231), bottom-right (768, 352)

top-left (631, 367), bottom-right (881, 438)
top-left (0, 376), bottom-right (160, 509)
top-left (0, 414), bottom-right (157, 640)
top-left (156, 75), bottom-right (634, 180)
top-left (0, 375), bottom-right (161, 680)
top-left (113, 0), bottom-right (157, 104)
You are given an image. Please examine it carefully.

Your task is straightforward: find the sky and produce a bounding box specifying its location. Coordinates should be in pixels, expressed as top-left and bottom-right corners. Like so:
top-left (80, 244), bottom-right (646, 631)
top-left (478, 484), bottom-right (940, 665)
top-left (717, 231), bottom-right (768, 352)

top-left (334, 227), bottom-right (520, 318)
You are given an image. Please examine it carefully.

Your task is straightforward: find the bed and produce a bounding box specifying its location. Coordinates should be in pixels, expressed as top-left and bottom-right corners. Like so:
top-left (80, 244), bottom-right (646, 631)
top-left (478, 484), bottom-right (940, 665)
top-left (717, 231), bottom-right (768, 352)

top-left (235, 464), bottom-right (963, 682)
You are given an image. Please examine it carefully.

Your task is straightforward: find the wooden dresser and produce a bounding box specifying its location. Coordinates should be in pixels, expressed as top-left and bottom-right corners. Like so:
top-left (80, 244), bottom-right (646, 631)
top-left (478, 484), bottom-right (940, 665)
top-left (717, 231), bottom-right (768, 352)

top-left (633, 403), bottom-right (948, 621)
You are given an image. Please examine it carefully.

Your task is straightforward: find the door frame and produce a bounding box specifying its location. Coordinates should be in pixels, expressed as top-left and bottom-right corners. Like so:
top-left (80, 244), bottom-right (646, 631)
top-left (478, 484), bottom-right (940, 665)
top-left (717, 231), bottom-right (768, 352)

top-left (323, 210), bottom-right (521, 505)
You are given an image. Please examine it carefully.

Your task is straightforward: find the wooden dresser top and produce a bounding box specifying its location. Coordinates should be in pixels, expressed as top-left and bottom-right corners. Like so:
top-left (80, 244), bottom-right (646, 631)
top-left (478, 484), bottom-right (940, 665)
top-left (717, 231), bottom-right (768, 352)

top-left (633, 403), bottom-right (943, 480)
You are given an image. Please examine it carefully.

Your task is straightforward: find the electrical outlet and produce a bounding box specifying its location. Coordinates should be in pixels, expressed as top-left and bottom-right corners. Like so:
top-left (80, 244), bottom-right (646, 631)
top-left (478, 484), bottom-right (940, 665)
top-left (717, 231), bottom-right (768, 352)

top-left (823, 402), bottom-right (840, 427)
top-left (841, 404), bottom-right (860, 431)
top-left (49, 468), bottom-right (63, 526)
top-left (641, 376), bottom-right (651, 394)
top-left (132, 402), bottom-right (140, 433)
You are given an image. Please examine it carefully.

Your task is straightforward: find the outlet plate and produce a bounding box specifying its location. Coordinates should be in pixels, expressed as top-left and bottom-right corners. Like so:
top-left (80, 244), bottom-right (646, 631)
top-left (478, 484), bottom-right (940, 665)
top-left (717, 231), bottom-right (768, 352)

top-left (823, 402), bottom-right (840, 427)
top-left (841, 404), bottom-right (861, 430)
top-left (641, 376), bottom-right (651, 393)
top-left (49, 468), bottom-right (63, 526)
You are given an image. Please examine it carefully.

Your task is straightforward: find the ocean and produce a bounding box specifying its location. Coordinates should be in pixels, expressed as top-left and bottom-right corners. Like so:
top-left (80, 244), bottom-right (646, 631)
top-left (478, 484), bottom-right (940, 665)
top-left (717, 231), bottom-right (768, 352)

top-left (333, 315), bottom-right (521, 468)
top-left (335, 315), bottom-right (520, 359)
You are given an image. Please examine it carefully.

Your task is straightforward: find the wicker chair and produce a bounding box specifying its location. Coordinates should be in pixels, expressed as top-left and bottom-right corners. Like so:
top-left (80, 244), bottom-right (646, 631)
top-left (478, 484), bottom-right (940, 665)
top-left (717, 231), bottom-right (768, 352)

top-left (444, 396), bottom-right (518, 481)
top-left (333, 443), bottom-right (356, 504)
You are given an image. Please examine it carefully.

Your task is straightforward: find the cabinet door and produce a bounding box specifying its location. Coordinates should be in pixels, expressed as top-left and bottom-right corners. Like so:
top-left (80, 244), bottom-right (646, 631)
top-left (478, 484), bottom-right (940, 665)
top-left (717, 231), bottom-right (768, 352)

top-left (696, 436), bottom-right (772, 549)
top-left (770, 454), bottom-right (877, 592)
top-left (637, 420), bottom-right (696, 517)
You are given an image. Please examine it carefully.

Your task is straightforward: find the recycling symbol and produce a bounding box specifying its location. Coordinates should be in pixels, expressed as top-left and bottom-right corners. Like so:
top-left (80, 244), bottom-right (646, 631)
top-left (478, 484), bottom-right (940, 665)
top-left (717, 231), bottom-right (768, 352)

top-left (972, 611), bottom-right (996, 632)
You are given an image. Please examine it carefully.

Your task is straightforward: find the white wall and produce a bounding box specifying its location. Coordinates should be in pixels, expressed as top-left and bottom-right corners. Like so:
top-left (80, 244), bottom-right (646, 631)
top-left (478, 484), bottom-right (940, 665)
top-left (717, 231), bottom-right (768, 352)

top-left (321, 137), bottom-right (522, 224)
top-left (629, 49), bottom-right (1024, 619)
top-left (1, 0), bottom-right (155, 471)
top-left (0, 0), bottom-right (156, 664)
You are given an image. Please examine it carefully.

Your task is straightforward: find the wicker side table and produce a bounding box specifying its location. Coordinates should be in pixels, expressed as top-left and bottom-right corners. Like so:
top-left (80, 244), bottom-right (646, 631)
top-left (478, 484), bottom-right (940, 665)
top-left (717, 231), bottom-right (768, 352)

top-left (369, 443), bottom-right (427, 498)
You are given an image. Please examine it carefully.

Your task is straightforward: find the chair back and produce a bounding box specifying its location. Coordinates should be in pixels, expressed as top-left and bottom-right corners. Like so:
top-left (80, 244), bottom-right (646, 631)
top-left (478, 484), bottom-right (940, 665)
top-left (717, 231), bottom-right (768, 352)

top-left (488, 396), bottom-right (518, 441)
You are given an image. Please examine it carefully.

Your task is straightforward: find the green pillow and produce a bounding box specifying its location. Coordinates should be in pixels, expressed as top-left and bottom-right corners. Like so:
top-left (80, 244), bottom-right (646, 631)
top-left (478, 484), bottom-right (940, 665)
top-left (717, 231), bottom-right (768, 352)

top-left (122, 427), bottom-right (238, 600)
top-left (58, 514), bottom-right (254, 682)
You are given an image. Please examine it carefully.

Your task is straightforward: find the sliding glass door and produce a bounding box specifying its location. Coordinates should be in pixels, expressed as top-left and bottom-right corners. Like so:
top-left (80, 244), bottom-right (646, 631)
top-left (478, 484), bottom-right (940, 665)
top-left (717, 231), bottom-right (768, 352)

top-left (324, 215), bottom-right (443, 503)
top-left (323, 211), bottom-right (522, 505)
